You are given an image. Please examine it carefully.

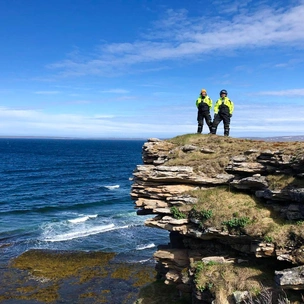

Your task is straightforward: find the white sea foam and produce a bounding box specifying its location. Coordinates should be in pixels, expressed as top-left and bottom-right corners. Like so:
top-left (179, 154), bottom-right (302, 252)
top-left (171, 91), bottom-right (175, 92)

top-left (44, 224), bottom-right (129, 242)
top-left (68, 214), bottom-right (98, 223)
top-left (136, 243), bottom-right (156, 250)
top-left (137, 258), bottom-right (153, 263)
top-left (104, 185), bottom-right (120, 190)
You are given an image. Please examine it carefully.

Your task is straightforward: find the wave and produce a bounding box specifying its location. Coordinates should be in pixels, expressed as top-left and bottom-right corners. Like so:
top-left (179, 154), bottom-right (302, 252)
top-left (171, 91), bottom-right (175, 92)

top-left (136, 243), bottom-right (156, 250)
top-left (104, 185), bottom-right (120, 190)
top-left (1, 198), bottom-right (128, 216)
top-left (68, 214), bottom-right (98, 223)
top-left (43, 224), bottom-right (129, 242)
top-left (112, 211), bottom-right (138, 219)
top-left (137, 258), bottom-right (154, 263)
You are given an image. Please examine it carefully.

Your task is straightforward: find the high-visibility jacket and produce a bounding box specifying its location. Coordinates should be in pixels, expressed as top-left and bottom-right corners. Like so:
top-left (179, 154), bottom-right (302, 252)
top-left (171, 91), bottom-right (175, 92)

top-left (214, 97), bottom-right (234, 115)
top-left (196, 95), bottom-right (212, 110)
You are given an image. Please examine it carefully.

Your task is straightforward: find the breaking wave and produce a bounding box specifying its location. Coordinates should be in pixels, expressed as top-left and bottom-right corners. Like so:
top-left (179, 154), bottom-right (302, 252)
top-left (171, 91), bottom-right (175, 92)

top-left (104, 185), bottom-right (120, 190)
top-left (43, 224), bottom-right (129, 242)
top-left (68, 214), bottom-right (98, 223)
top-left (136, 243), bottom-right (156, 250)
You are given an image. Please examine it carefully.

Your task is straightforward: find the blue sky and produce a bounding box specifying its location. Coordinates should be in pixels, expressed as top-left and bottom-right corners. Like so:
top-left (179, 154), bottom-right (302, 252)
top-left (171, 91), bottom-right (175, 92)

top-left (1, 0), bottom-right (304, 139)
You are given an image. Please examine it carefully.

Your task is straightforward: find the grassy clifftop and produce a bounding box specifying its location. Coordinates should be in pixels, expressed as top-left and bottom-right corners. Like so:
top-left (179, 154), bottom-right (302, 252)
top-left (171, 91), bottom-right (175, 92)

top-left (166, 134), bottom-right (304, 175)
top-left (133, 134), bottom-right (304, 303)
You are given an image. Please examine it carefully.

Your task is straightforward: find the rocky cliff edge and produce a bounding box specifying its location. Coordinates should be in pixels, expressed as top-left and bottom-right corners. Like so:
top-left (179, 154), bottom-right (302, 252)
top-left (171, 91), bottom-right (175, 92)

top-left (131, 134), bottom-right (304, 304)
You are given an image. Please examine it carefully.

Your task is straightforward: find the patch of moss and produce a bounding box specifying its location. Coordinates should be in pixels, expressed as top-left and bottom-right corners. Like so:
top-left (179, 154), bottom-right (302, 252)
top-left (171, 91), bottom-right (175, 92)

top-left (5, 250), bottom-right (118, 303)
top-left (79, 291), bottom-right (97, 298)
top-left (17, 284), bottom-right (60, 303)
top-left (110, 263), bottom-right (156, 288)
top-left (11, 249), bottom-right (116, 281)
top-left (101, 289), bottom-right (110, 293)
top-left (133, 266), bottom-right (156, 287)
top-left (78, 267), bottom-right (108, 283)
top-left (111, 264), bottom-right (133, 280)
top-left (3, 249), bottom-right (160, 303)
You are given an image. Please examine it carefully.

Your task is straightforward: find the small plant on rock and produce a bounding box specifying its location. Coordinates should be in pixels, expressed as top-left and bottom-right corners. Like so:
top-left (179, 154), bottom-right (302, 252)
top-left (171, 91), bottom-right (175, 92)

top-left (263, 236), bottom-right (273, 243)
top-left (170, 206), bottom-right (187, 219)
top-left (189, 207), bottom-right (213, 228)
top-left (222, 216), bottom-right (251, 234)
top-left (194, 261), bottom-right (218, 289)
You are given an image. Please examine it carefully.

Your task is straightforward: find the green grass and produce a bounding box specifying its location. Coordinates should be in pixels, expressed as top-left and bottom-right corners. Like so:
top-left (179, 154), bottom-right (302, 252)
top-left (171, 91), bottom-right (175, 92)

top-left (183, 187), bottom-right (304, 246)
top-left (165, 134), bottom-right (304, 175)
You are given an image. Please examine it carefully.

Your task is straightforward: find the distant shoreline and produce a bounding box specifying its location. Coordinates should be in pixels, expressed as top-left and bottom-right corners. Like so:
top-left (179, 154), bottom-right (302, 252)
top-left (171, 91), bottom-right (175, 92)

top-left (0, 136), bottom-right (148, 140)
top-left (0, 135), bottom-right (303, 141)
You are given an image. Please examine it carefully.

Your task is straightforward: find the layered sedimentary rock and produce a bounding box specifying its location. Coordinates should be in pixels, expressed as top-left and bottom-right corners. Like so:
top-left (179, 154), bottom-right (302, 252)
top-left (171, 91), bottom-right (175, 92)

top-left (131, 136), bottom-right (304, 303)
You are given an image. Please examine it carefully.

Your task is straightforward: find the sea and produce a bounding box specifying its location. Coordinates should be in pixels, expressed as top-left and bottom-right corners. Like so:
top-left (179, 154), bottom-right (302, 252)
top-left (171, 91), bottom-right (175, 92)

top-left (0, 138), bottom-right (169, 268)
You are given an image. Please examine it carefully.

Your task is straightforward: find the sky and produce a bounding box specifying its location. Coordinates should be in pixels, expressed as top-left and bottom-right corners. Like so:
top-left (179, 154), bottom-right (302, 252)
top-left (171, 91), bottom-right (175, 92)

top-left (1, 0), bottom-right (304, 139)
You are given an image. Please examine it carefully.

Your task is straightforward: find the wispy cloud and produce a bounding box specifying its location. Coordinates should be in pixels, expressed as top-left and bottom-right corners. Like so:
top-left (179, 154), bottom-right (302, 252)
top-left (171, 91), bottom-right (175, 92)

top-left (1, 101), bottom-right (304, 138)
top-left (210, 0), bottom-right (255, 14)
top-left (0, 106), bottom-right (191, 137)
top-left (256, 89), bottom-right (304, 96)
top-left (100, 89), bottom-right (130, 94)
top-left (66, 100), bottom-right (92, 104)
top-left (93, 115), bottom-right (115, 119)
top-left (273, 56), bottom-right (304, 68)
top-left (48, 2), bottom-right (304, 77)
top-left (274, 63), bottom-right (289, 68)
top-left (35, 91), bottom-right (61, 95)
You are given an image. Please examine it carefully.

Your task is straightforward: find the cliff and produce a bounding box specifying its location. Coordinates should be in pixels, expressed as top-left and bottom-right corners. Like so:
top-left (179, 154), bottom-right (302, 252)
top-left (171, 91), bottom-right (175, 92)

top-left (131, 134), bottom-right (304, 304)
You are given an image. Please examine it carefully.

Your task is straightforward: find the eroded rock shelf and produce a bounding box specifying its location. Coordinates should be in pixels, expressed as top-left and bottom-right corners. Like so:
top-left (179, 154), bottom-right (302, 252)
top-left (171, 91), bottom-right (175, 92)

top-left (131, 135), bottom-right (304, 303)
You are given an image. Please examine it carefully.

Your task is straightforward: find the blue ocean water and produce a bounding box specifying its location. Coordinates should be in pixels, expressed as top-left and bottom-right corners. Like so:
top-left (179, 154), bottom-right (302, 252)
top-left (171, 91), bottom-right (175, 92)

top-left (0, 139), bottom-right (168, 266)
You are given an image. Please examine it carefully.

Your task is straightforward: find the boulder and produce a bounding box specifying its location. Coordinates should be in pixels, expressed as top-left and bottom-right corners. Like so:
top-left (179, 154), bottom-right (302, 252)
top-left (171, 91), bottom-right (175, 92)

top-left (230, 175), bottom-right (268, 190)
top-left (275, 266), bottom-right (304, 290)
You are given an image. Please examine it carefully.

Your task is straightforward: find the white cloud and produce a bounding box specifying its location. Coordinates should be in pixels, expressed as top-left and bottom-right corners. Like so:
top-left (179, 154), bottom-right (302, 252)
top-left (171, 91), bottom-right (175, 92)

top-left (100, 89), bottom-right (130, 94)
top-left (1, 101), bottom-right (304, 138)
top-left (66, 100), bottom-right (92, 104)
top-left (274, 63), bottom-right (288, 68)
top-left (256, 89), bottom-right (304, 96)
top-left (210, 0), bottom-right (254, 14)
top-left (0, 106), bottom-right (190, 138)
top-left (48, 2), bottom-right (304, 76)
top-left (35, 91), bottom-right (61, 95)
top-left (93, 115), bottom-right (115, 119)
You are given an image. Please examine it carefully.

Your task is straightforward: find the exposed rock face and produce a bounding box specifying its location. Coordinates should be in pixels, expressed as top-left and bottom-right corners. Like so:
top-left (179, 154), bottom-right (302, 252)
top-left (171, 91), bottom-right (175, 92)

top-left (275, 265), bottom-right (304, 290)
top-left (131, 136), bottom-right (304, 303)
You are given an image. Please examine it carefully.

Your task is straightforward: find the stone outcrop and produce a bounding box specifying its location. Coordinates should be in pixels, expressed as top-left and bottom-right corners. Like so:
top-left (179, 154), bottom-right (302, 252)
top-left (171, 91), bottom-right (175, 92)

top-left (131, 136), bottom-right (304, 303)
top-left (275, 265), bottom-right (304, 290)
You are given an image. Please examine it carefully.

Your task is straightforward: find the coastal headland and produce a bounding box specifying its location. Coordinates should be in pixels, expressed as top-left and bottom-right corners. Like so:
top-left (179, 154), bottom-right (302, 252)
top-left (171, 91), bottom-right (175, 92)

top-left (131, 134), bottom-right (304, 303)
top-left (2, 133), bottom-right (304, 303)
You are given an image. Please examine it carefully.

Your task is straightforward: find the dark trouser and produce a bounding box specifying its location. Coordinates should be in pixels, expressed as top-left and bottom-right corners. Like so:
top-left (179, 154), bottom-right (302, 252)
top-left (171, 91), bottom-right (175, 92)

top-left (211, 113), bottom-right (231, 136)
top-left (197, 110), bottom-right (212, 133)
